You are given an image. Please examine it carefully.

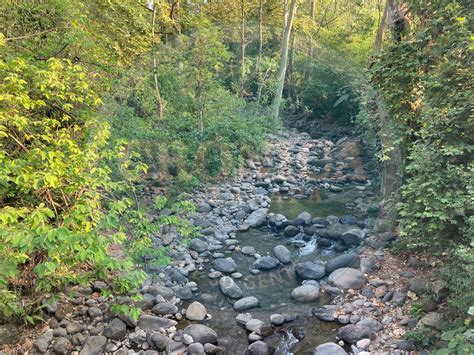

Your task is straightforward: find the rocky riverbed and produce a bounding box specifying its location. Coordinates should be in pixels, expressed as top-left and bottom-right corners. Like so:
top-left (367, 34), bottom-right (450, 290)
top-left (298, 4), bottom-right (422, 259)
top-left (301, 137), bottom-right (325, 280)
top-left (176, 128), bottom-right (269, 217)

top-left (2, 129), bottom-right (446, 355)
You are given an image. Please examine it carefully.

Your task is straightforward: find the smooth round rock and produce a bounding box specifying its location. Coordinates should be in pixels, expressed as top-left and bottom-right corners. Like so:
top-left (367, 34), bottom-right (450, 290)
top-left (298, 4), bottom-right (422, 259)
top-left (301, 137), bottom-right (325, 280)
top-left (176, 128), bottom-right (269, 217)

top-left (291, 284), bottom-right (320, 302)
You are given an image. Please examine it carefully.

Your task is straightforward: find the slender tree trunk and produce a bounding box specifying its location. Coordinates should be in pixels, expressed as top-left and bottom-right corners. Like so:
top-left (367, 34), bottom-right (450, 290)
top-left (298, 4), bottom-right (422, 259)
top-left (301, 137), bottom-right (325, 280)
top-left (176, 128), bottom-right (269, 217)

top-left (256, 0), bottom-right (264, 102)
top-left (239, 0), bottom-right (246, 97)
top-left (373, 0), bottom-right (389, 53)
top-left (272, 0), bottom-right (297, 119)
top-left (309, 0), bottom-right (315, 58)
top-left (281, 0), bottom-right (288, 46)
top-left (152, 3), bottom-right (164, 121)
top-left (287, 31), bottom-right (297, 102)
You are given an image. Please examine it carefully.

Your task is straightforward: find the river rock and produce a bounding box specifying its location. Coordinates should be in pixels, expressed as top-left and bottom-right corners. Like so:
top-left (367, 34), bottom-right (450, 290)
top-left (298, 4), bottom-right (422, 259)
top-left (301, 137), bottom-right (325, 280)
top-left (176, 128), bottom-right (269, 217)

top-left (341, 228), bottom-right (365, 246)
top-left (138, 315), bottom-right (177, 331)
top-left (274, 245), bottom-right (291, 264)
top-left (190, 238), bottom-right (209, 252)
top-left (79, 336), bottom-right (107, 355)
top-left (149, 333), bottom-right (170, 351)
top-left (328, 268), bottom-right (366, 289)
top-left (186, 302), bottom-right (207, 321)
top-left (145, 285), bottom-right (175, 299)
top-left (408, 277), bottom-right (428, 295)
top-left (245, 319), bottom-right (264, 334)
top-left (325, 253), bottom-right (360, 274)
top-left (234, 296), bottom-right (259, 311)
top-left (284, 225), bottom-right (299, 237)
top-left (247, 340), bottom-right (269, 354)
top-left (244, 209), bottom-right (268, 228)
top-left (242, 246), bottom-right (256, 255)
top-left (219, 276), bottom-right (243, 299)
top-left (52, 337), bottom-right (71, 354)
top-left (34, 330), bottom-right (53, 353)
top-left (184, 324), bottom-right (218, 345)
top-left (291, 284), bottom-right (320, 302)
top-left (0, 324), bottom-right (20, 345)
top-left (270, 314), bottom-right (285, 326)
top-left (66, 321), bottom-right (85, 335)
top-left (295, 261), bottom-right (325, 280)
top-left (420, 312), bottom-right (448, 330)
top-left (272, 175), bottom-right (286, 184)
top-left (196, 202), bottom-right (212, 213)
top-left (103, 318), bottom-right (126, 340)
top-left (152, 302), bottom-right (178, 315)
top-left (188, 342), bottom-right (205, 355)
top-left (213, 257), bottom-right (237, 273)
top-left (297, 211), bottom-right (312, 225)
top-left (357, 318), bottom-right (383, 332)
top-left (337, 324), bottom-right (375, 344)
top-left (268, 213), bottom-right (287, 230)
top-left (313, 305), bottom-right (338, 321)
top-left (254, 256), bottom-right (280, 270)
top-left (313, 342), bottom-right (347, 355)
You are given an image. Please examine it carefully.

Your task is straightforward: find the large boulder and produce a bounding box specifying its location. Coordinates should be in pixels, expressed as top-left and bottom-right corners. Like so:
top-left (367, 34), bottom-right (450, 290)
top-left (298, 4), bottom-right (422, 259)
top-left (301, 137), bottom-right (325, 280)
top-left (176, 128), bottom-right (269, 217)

top-left (213, 258), bottom-right (237, 273)
top-left (184, 324), bottom-right (218, 345)
top-left (103, 318), bottom-right (126, 340)
top-left (325, 253), bottom-right (360, 274)
top-left (254, 256), bottom-right (280, 270)
top-left (313, 342), bottom-right (347, 355)
top-left (233, 296), bottom-right (259, 311)
top-left (219, 276), bottom-right (243, 299)
top-left (274, 245), bottom-right (291, 264)
top-left (138, 315), bottom-right (177, 331)
top-left (341, 228), bottom-right (365, 246)
top-left (79, 336), bottom-right (107, 355)
top-left (295, 262), bottom-right (325, 280)
top-left (291, 284), bottom-right (320, 302)
top-left (328, 268), bottom-right (366, 289)
top-left (244, 209), bottom-right (268, 228)
top-left (337, 324), bottom-right (375, 344)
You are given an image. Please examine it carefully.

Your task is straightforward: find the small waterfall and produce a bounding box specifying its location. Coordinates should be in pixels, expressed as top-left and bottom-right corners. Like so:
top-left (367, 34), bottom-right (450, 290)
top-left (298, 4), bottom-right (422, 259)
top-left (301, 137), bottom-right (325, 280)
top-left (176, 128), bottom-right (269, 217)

top-left (275, 329), bottom-right (299, 355)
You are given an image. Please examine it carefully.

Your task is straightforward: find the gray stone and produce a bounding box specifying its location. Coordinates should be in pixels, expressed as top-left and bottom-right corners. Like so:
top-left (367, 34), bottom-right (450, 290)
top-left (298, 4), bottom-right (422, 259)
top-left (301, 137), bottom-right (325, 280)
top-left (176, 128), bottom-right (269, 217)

top-left (103, 318), bottom-right (126, 340)
top-left (242, 246), bottom-right (256, 255)
top-left (273, 245), bottom-right (291, 264)
top-left (270, 314), bottom-right (285, 326)
top-left (232, 296), bottom-right (259, 311)
top-left (297, 211), bottom-right (312, 225)
top-left (145, 285), bottom-right (175, 299)
top-left (152, 302), bottom-right (178, 315)
top-left (325, 253), bottom-right (361, 274)
top-left (87, 307), bottom-right (102, 319)
top-left (356, 338), bottom-right (371, 349)
top-left (313, 342), bottom-right (347, 355)
top-left (186, 302), bottom-right (207, 321)
top-left (313, 305), bottom-right (337, 321)
top-left (138, 315), bottom-right (177, 331)
top-left (236, 312), bottom-right (253, 325)
top-left (213, 258), bottom-right (237, 273)
top-left (341, 228), bottom-right (365, 246)
top-left (337, 324), bottom-right (375, 344)
top-left (284, 225), bottom-right (299, 237)
top-left (190, 238), bottom-right (209, 252)
top-left (254, 256), bottom-right (280, 270)
top-left (197, 202), bottom-right (212, 213)
top-left (247, 340), bottom-right (269, 354)
top-left (245, 319), bottom-right (264, 334)
top-left (328, 268), bottom-right (366, 289)
top-left (219, 276), bottom-right (243, 299)
top-left (408, 278), bottom-right (428, 295)
top-left (176, 286), bottom-right (193, 300)
top-left (357, 318), bottom-right (383, 332)
top-left (420, 312), bottom-right (448, 330)
top-left (149, 333), bottom-right (170, 351)
top-left (34, 330), bottom-right (54, 353)
top-left (295, 262), bottom-right (325, 280)
top-left (52, 337), bottom-right (71, 354)
top-left (244, 209), bottom-right (268, 228)
top-left (79, 336), bottom-right (107, 355)
top-left (66, 321), bottom-right (85, 335)
top-left (291, 284), bottom-right (320, 302)
top-left (184, 324), bottom-right (218, 345)
top-left (188, 342), bottom-right (205, 355)
top-left (204, 343), bottom-right (224, 353)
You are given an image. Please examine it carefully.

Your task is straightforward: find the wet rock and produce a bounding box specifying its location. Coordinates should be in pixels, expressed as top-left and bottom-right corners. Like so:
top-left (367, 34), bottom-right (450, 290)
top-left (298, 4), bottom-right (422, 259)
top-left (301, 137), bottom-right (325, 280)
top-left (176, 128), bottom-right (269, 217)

top-left (204, 343), bottom-right (224, 353)
top-left (291, 284), bottom-right (320, 302)
top-left (284, 225), bottom-right (299, 237)
top-left (168, 267), bottom-right (188, 284)
top-left (236, 312), bottom-right (253, 325)
top-left (254, 256), bottom-right (280, 270)
top-left (341, 228), bottom-right (365, 246)
top-left (420, 312), bottom-right (448, 330)
top-left (328, 268), bottom-right (366, 289)
top-left (357, 318), bottom-right (383, 332)
top-left (186, 302), bottom-right (207, 321)
top-left (325, 253), bottom-right (360, 274)
top-left (152, 302), bottom-right (178, 315)
top-left (149, 333), bottom-right (170, 351)
top-left (213, 258), bottom-right (237, 273)
top-left (176, 285), bottom-right (193, 300)
top-left (270, 314), bottom-right (285, 326)
top-left (138, 315), bottom-right (177, 331)
top-left (246, 340), bottom-right (269, 354)
top-left (242, 246), bottom-right (256, 255)
top-left (337, 324), bottom-right (375, 344)
top-left (234, 297), bottom-right (259, 311)
top-left (52, 337), bottom-right (71, 354)
top-left (295, 261), bottom-right (325, 280)
top-left (184, 324), bottom-right (218, 345)
top-left (103, 318), bottom-right (126, 340)
top-left (66, 321), bottom-right (85, 335)
top-left (137, 293), bottom-right (157, 310)
top-left (268, 213), bottom-right (287, 230)
top-left (245, 209), bottom-right (268, 228)
top-left (245, 319), bottom-right (264, 334)
top-left (274, 245), bottom-right (291, 264)
top-left (34, 330), bottom-right (54, 353)
top-left (190, 238), bottom-right (209, 252)
top-left (297, 211), bottom-right (312, 225)
top-left (188, 342), bottom-right (205, 355)
top-left (313, 342), bottom-right (347, 355)
top-left (79, 336), bottom-right (107, 355)
top-left (145, 285), bottom-right (174, 299)
top-left (219, 276), bottom-right (243, 299)
top-left (313, 305), bottom-right (337, 321)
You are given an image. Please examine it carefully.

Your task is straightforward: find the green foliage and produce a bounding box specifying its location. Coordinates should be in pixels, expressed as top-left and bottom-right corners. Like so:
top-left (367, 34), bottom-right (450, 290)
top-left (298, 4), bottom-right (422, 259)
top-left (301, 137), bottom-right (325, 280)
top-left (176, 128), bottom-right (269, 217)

top-left (410, 302), bottom-right (425, 319)
top-left (435, 312), bottom-right (474, 355)
top-left (406, 326), bottom-right (435, 348)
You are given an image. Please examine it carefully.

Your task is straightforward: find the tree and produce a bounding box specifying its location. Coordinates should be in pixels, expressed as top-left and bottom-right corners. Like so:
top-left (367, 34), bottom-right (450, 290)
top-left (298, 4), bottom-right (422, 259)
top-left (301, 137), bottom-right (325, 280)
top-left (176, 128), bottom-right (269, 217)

top-left (272, 0), bottom-right (298, 119)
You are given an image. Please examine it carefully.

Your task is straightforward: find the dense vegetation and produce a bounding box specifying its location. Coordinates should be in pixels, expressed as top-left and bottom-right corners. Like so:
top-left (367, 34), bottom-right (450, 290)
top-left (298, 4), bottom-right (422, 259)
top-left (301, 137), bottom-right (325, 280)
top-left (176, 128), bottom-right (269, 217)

top-left (0, 0), bottom-right (472, 351)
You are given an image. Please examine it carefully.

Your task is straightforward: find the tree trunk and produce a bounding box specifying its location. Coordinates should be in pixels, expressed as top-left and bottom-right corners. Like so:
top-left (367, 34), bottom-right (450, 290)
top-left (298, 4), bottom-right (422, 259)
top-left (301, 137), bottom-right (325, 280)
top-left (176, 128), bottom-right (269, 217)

top-left (256, 0), bottom-right (264, 102)
top-left (309, 0), bottom-right (315, 58)
top-left (373, 0), bottom-right (389, 53)
top-left (239, 0), bottom-right (246, 97)
top-left (272, 0), bottom-right (297, 119)
top-left (287, 31), bottom-right (297, 102)
top-left (152, 3), bottom-right (164, 121)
